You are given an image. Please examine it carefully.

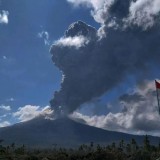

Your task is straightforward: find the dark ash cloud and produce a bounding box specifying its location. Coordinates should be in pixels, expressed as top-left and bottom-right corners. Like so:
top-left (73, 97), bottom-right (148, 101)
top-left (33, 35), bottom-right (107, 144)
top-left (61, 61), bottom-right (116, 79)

top-left (50, 0), bottom-right (160, 117)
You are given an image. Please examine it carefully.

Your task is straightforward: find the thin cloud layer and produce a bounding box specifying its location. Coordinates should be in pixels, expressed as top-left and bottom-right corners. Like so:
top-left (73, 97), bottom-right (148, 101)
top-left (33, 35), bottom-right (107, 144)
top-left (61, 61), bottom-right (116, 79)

top-left (6, 98), bottom-right (15, 102)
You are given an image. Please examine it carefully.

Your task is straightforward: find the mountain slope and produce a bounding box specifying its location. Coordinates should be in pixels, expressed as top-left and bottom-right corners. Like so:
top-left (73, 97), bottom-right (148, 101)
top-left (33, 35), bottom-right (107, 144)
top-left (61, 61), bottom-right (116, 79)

top-left (0, 117), bottom-right (159, 148)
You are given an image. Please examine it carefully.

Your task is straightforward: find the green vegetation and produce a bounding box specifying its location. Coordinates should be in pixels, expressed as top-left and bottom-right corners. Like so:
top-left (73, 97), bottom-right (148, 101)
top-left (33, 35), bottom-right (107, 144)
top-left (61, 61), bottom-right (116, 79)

top-left (0, 135), bottom-right (160, 160)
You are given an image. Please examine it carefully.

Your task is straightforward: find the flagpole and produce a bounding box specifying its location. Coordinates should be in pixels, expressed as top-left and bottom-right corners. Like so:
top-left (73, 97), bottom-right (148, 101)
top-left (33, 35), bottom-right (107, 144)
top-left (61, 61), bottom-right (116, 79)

top-left (155, 80), bottom-right (160, 114)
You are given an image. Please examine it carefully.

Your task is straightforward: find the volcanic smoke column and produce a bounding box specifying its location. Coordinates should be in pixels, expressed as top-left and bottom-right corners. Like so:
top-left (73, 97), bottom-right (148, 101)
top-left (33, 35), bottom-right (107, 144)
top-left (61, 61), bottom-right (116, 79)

top-left (50, 21), bottom-right (99, 116)
top-left (50, 1), bottom-right (160, 117)
top-left (49, 20), bottom-right (129, 116)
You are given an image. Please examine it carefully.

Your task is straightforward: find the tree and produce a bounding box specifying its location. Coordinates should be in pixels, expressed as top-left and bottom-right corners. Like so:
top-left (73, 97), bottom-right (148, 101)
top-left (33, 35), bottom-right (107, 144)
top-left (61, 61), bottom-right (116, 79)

top-left (119, 139), bottom-right (125, 150)
top-left (131, 138), bottom-right (137, 153)
top-left (143, 135), bottom-right (150, 151)
top-left (126, 143), bottom-right (131, 154)
top-left (111, 142), bottom-right (116, 151)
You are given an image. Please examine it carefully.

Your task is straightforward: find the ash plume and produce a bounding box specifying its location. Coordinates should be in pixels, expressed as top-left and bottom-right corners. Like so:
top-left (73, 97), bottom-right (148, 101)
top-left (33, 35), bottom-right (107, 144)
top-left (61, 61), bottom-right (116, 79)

top-left (50, 0), bottom-right (160, 117)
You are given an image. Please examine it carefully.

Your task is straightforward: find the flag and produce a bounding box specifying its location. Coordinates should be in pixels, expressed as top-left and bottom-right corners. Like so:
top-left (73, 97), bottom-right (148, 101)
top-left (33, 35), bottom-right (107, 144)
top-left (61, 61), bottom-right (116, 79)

top-left (155, 80), bottom-right (160, 114)
top-left (155, 80), bottom-right (160, 89)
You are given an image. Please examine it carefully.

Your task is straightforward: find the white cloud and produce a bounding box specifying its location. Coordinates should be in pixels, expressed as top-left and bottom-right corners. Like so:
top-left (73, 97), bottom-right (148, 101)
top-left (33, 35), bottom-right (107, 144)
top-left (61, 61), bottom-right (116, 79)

top-left (70, 112), bottom-right (107, 128)
top-left (55, 36), bottom-right (89, 48)
top-left (0, 121), bottom-right (10, 127)
top-left (125, 0), bottom-right (160, 29)
top-left (67, 0), bottom-right (105, 9)
top-left (71, 80), bottom-right (160, 136)
top-left (0, 114), bottom-right (7, 118)
top-left (0, 105), bottom-right (11, 111)
top-left (67, 0), bottom-right (114, 24)
top-left (2, 56), bottom-right (7, 60)
top-left (67, 0), bottom-right (160, 29)
top-left (38, 31), bottom-right (50, 45)
top-left (13, 105), bottom-right (54, 122)
top-left (6, 97), bottom-right (15, 102)
top-left (0, 10), bottom-right (9, 24)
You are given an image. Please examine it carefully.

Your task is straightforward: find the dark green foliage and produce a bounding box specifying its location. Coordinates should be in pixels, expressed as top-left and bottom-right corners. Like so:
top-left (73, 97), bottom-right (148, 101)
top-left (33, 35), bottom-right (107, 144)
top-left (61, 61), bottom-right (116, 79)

top-left (0, 136), bottom-right (160, 160)
top-left (144, 135), bottom-right (151, 151)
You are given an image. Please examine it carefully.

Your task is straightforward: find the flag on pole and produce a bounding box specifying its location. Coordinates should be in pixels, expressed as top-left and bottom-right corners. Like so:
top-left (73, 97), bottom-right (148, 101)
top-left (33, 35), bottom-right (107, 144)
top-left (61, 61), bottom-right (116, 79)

top-left (155, 80), bottom-right (160, 89)
top-left (155, 80), bottom-right (160, 114)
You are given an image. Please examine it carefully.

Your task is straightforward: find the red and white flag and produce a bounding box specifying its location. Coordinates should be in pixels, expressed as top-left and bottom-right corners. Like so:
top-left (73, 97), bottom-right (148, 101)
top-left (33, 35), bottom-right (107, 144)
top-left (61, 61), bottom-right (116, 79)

top-left (155, 80), bottom-right (160, 89)
top-left (155, 80), bottom-right (160, 114)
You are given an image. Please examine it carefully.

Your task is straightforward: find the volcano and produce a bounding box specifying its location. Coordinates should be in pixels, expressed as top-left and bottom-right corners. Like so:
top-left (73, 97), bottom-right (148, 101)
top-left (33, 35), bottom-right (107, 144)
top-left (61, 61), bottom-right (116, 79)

top-left (0, 117), bottom-right (159, 148)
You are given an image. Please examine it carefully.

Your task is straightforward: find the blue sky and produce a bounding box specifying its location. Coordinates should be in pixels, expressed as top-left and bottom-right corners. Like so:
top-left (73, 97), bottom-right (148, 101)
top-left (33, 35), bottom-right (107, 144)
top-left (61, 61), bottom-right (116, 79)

top-left (1, 0), bottom-right (160, 136)
top-left (0, 0), bottom-right (98, 124)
